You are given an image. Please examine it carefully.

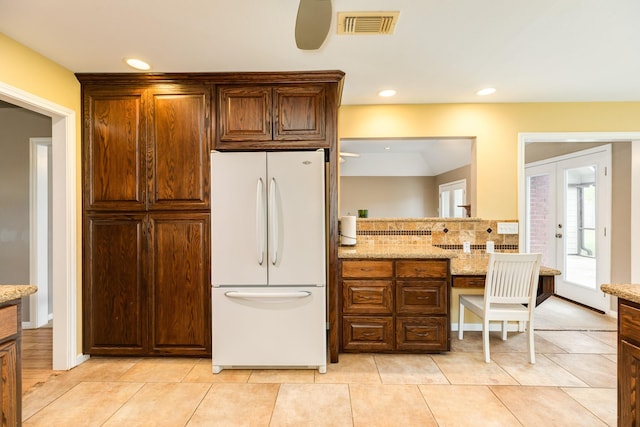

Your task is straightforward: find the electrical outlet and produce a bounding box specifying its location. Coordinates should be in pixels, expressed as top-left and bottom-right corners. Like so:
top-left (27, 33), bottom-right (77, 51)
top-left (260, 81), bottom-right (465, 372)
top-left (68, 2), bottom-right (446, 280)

top-left (486, 241), bottom-right (494, 253)
top-left (497, 222), bottom-right (519, 234)
top-left (463, 242), bottom-right (471, 253)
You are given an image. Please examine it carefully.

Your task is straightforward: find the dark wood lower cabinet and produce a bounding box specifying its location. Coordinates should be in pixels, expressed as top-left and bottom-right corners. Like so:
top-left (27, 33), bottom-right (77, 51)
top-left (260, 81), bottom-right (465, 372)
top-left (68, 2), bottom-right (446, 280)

top-left (340, 259), bottom-right (450, 353)
top-left (84, 214), bottom-right (147, 354)
top-left (618, 298), bottom-right (640, 426)
top-left (83, 213), bottom-right (210, 356)
top-left (0, 301), bottom-right (21, 426)
top-left (150, 213), bottom-right (210, 355)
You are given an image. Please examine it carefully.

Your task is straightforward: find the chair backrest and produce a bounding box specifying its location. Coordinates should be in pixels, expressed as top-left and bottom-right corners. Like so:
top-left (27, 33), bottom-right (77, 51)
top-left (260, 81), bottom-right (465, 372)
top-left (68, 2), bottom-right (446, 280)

top-left (484, 253), bottom-right (542, 307)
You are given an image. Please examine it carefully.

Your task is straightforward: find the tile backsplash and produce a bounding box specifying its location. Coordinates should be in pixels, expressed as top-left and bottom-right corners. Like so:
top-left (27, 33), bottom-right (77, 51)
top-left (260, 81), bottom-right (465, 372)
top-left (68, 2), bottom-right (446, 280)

top-left (340, 218), bottom-right (519, 253)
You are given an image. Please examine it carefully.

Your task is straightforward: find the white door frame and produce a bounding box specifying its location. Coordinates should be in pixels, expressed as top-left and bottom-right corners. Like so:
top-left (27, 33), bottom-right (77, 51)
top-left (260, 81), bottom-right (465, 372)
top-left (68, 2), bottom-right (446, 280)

top-left (0, 81), bottom-right (83, 370)
top-left (27, 137), bottom-right (52, 329)
top-left (519, 132), bottom-right (640, 314)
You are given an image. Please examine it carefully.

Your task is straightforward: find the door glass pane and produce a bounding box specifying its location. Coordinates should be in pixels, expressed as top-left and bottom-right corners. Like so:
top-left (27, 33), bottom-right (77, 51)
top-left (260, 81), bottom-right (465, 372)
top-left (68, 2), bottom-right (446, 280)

top-left (564, 165), bottom-right (596, 289)
top-left (440, 191), bottom-right (451, 217)
top-left (452, 189), bottom-right (465, 218)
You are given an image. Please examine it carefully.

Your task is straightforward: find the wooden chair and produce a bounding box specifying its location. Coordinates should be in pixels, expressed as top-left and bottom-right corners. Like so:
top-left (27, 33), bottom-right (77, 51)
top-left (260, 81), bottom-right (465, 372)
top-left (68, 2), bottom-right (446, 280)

top-left (458, 252), bottom-right (542, 363)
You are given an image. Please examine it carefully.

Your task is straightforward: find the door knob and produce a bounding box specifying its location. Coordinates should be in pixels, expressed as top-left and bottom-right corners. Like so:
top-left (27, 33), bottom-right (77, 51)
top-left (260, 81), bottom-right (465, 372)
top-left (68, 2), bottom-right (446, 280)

top-left (555, 233), bottom-right (563, 238)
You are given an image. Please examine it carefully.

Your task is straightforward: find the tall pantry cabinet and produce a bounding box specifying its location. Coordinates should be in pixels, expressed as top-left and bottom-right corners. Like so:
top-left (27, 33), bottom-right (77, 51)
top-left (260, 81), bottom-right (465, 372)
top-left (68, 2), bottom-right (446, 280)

top-left (80, 79), bottom-right (211, 356)
top-left (78, 72), bottom-right (345, 358)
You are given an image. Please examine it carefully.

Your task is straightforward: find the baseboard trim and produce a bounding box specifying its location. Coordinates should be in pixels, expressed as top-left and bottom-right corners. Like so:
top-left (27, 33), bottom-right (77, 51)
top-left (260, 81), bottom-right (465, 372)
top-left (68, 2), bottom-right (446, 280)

top-left (75, 354), bottom-right (90, 368)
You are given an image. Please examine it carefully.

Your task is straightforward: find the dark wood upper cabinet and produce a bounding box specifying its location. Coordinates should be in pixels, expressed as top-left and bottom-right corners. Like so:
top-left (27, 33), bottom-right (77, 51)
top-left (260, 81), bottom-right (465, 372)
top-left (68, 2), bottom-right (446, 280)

top-left (216, 84), bottom-right (327, 149)
top-left (148, 86), bottom-right (210, 210)
top-left (83, 88), bottom-right (147, 211)
top-left (274, 86), bottom-right (325, 141)
top-left (83, 84), bottom-right (210, 212)
top-left (217, 86), bottom-right (272, 142)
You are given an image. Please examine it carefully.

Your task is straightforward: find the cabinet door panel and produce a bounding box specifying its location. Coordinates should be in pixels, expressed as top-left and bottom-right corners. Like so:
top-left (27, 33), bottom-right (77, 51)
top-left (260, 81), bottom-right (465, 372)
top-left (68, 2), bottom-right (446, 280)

top-left (83, 214), bottom-right (148, 354)
top-left (84, 89), bottom-right (146, 210)
top-left (149, 87), bottom-right (210, 209)
top-left (150, 213), bottom-right (210, 355)
top-left (343, 280), bottom-right (393, 314)
top-left (396, 317), bottom-right (448, 351)
top-left (217, 86), bottom-right (272, 143)
top-left (620, 339), bottom-right (640, 426)
top-left (396, 281), bottom-right (448, 315)
top-left (274, 86), bottom-right (325, 142)
top-left (343, 316), bottom-right (393, 352)
top-left (0, 340), bottom-right (17, 426)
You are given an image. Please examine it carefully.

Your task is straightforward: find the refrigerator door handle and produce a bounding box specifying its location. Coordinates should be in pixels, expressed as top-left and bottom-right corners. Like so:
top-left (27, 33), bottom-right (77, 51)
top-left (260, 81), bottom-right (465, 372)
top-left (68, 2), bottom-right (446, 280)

top-left (269, 177), bottom-right (278, 265)
top-left (224, 291), bottom-right (311, 300)
top-left (256, 178), bottom-right (265, 265)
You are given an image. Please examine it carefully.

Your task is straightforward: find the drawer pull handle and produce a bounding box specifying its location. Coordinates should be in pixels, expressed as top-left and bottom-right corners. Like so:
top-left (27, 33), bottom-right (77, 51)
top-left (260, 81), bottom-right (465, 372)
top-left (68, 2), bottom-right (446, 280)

top-left (362, 332), bottom-right (376, 337)
top-left (417, 296), bottom-right (431, 300)
top-left (414, 332), bottom-right (430, 337)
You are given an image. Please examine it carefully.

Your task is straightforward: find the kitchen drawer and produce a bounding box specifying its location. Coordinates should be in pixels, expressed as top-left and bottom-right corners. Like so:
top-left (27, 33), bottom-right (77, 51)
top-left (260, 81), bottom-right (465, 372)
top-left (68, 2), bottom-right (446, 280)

top-left (341, 260), bottom-right (393, 278)
top-left (0, 306), bottom-right (17, 341)
top-left (452, 276), bottom-right (486, 288)
top-left (396, 260), bottom-right (448, 279)
top-left (396, 281), bottom-right (447, 315)
top-left (620, 302), bottom-right (640, 344)
top-left (342, 316), bottom-right (394, 351)
top-left (396, 317), bottom-right (448, 351)
top-left (343, 280), bottom-right (393, 315)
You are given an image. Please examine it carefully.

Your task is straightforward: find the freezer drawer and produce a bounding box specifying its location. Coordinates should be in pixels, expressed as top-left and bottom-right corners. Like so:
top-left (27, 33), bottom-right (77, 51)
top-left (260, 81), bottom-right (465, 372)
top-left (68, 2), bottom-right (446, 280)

top-left (212, 287), bottom-right (326, 373)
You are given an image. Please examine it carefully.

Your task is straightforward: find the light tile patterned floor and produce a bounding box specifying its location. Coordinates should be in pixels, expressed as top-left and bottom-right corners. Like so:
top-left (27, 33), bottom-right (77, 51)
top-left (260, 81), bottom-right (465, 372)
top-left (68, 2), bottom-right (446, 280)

top-left (22, 297), bottom-right (618, 426)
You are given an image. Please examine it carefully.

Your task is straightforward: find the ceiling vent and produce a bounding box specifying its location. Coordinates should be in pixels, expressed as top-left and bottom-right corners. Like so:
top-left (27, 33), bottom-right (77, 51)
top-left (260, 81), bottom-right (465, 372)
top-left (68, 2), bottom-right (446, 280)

top-left (337, 11), bottom-right (400, 35)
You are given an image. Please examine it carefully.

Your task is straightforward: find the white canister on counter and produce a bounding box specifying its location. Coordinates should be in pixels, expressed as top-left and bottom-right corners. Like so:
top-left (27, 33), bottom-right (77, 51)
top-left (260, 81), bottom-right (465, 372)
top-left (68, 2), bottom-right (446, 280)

top-left (340, 216), bottom-right (357, 246)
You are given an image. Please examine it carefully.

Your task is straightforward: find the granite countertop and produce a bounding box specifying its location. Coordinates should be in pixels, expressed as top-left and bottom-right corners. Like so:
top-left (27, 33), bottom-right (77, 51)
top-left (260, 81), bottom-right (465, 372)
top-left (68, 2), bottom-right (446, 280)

top-left (0, 285), bottom-right (37, 303)
top-left (338, 245), bottom-right (560, 276)
top-left (601, 284), bottom-right (640, 304)
top-left (338, 244), bottom-right (454, 259)
top-left (451, 254), bottom-right (560, 276)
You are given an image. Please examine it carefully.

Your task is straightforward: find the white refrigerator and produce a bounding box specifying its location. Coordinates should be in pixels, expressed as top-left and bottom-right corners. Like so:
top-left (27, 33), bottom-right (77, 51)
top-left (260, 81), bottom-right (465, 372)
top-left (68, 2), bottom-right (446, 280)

top-left (210, 150), bottom-right (327, 373)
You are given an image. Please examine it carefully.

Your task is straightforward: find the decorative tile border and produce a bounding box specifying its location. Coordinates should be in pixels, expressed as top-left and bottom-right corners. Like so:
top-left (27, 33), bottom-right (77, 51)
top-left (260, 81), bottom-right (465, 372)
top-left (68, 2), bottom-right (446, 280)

top-left (339, 218), bottom-right (520, 252)
top-left (356, 230), bottom-right (432, 236)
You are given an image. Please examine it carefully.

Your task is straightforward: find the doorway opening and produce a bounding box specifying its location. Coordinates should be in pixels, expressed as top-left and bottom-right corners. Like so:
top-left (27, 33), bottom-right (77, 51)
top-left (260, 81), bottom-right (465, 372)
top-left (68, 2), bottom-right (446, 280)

top-left (0, 81), bottom-right (80, 370)
top-left (525, 145), bottom-right (611, 312)
top-left (519, 132), bottom-right (640, 315)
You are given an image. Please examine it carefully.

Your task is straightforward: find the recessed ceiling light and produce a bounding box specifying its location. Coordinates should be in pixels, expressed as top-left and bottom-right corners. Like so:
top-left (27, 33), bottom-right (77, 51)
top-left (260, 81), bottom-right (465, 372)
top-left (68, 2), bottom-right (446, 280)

top-left (384, 146), bottom-right (391, 150)
top-left (378, 89), bottom-right (397, 97)
top-left (476, 87), bottom-right (496, 96)
top-left (125, 58), bottom-right (151, 70)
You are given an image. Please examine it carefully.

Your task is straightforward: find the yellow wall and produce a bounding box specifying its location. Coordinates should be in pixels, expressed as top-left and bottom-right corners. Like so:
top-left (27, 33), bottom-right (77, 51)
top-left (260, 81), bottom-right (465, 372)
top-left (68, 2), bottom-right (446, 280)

top-left (339, 103), bottom-right (640, 218)
top-left (0, 33), bottom-right (81, 112)
top-left (0, 33), bottom-right (82, 349)
top-left (4, 31), bottom-right (640, 348)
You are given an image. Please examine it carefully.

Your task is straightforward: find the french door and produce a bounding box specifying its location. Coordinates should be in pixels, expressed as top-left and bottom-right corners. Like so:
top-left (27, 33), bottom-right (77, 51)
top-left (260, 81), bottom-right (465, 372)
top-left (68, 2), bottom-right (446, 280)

top-left (525, 145), bottom-right (611, 312)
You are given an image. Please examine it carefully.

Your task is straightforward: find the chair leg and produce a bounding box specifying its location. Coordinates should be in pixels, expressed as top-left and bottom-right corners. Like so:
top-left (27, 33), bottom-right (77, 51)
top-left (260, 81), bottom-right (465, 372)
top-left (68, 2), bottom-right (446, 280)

top-left (501, 321), bottom-right (507, 341)
top-left (528, 321), bottom-right (536, 364)
top-left (483, 319), bottom-right (491, 363)
top-left (458, 301), bottom-right (465, 339)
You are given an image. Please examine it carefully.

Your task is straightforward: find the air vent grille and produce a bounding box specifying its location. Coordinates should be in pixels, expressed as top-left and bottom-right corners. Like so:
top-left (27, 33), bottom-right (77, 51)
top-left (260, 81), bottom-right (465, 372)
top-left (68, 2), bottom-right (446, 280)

top-left (337, 11), bottom-right (400, 35)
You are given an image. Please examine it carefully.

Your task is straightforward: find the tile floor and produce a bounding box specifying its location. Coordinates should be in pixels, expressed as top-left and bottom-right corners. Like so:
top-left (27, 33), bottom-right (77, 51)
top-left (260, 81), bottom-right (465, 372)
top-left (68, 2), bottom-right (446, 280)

top-left (22, 297), bottom-right (618, 426)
